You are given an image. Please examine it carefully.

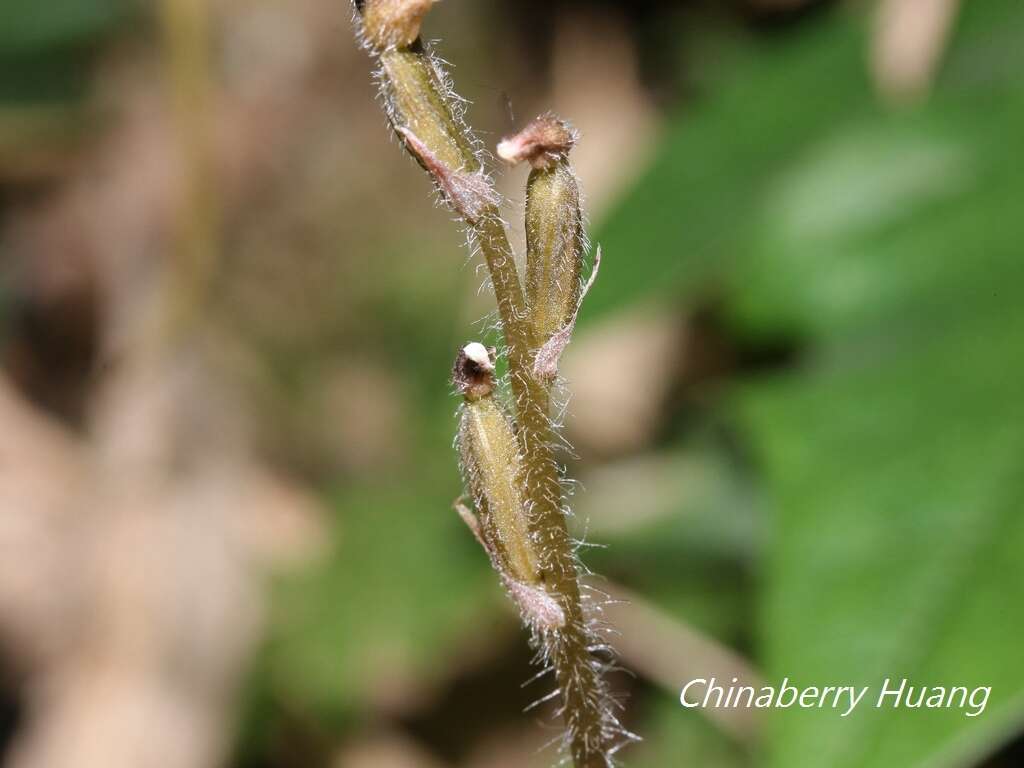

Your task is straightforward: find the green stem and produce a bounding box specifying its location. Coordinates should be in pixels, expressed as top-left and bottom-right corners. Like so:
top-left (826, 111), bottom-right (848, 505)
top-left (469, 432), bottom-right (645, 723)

top-left (159, 0), bottom-right (219, 345)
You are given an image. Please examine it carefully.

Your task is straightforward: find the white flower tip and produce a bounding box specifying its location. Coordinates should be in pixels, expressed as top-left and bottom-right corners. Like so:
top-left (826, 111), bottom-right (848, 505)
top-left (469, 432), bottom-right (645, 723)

top-left (462, 342), bottom-right (494, 372)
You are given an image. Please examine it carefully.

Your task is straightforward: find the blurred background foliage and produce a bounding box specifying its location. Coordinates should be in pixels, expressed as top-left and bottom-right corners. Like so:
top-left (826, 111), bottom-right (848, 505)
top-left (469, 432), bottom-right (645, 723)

top-left (0, 1), bottom-right (1022, 767)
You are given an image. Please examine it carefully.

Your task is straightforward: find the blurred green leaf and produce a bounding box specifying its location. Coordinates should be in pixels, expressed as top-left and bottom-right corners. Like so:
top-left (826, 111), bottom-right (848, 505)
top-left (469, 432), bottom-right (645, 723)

top-left (630, 691), bottom-right (751, 768)
top-left (267, 482), bottom-right (499, 721)
top-left (587, 9), bottom-right (875, 322)
top-left (740, 309), bottom-right (1024, 768)
top-left (596, 0), bottom-right (1024, 766)
top-left (0, 0), bottom-right (131, 108)
top-left (581, 443), bottom-right (762, 645)
top-left (0, 0), bottom-right (127, 52)
top-left (735, 55), bottom-right (1024, 768)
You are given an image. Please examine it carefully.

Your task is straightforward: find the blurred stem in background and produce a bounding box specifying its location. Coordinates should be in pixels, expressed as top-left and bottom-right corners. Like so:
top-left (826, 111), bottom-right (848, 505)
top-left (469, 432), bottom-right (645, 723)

top-left (158, 0), bottom-right (219, 347)
top-left (871, 0), bottom-right (960, 104)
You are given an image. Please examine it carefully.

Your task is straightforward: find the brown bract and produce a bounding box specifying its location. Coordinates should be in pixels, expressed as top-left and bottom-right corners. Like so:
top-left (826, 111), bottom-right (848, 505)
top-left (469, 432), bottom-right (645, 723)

top-left (361, 0), bottom-right (437, 50)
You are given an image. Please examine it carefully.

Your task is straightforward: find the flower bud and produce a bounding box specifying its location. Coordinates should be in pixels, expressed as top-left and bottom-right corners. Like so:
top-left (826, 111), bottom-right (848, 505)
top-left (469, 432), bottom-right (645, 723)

top-left (499, 115), bottom-right (596, 379)
top-left (520, 122), bottom-right (583, 347)
top-left (452, 341), bottom-right (496, 401)
top-left (359, 0), bottom-right (436, 51)
top-left (454, 344), bottom-right (539, 586)
top-left (379, 49), bottom-right (497, 223)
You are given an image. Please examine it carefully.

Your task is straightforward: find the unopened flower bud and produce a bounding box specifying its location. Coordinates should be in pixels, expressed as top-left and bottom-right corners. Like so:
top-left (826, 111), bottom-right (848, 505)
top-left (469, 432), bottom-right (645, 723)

top-left (377, 49), bottom-right (495, 223)
top-left (455, 344), bottom-right (540, 587)
top-left (520, 123), bottom-right (583, 349)
top-left (453, 342), bottom-right (496, 401)
top-left (359, 0), bottom-right (436, 51)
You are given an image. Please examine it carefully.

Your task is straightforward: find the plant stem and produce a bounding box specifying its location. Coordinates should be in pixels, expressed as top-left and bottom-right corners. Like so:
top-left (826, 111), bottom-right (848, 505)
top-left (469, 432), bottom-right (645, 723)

top-left (515, 372), bottom-right (612, 767)
top-left (472, 209), bottom-right (529, 358)
top-left (475, 145), bottom-right (614, 768)
top-left (159, 0), bottom-right (219, 346)
top-left (353, 4), bottom-right (621, 762)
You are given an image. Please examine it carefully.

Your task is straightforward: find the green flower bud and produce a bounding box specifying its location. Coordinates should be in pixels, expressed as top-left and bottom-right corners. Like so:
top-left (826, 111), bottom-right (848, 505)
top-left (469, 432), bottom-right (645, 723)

top-left (379, 48), bottom-right (478, 177)
top-left (525, 160), bottom-right (583, 345)
top-left (380, 49), bottom-right (499, 223)
top-left (355, 0), bottom-right (497, 223)
top-left (454, 343), bottom-right (539, 586)
top-left (500, 115), bottom-right (584, 349)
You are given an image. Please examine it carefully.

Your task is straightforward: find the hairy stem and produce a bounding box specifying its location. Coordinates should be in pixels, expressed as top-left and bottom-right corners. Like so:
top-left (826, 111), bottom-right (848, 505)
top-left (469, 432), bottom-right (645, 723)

top-left (516, 373), bottom-right (611, 767)
top-left (376, 43), bottom-right (530, 354)
top-left (472, 210), bottom-right (530, 361)
top-left (352, 3), bottom-right (623, 763)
